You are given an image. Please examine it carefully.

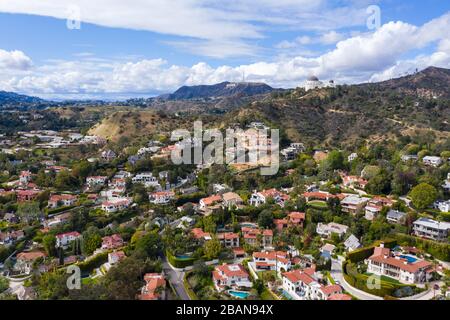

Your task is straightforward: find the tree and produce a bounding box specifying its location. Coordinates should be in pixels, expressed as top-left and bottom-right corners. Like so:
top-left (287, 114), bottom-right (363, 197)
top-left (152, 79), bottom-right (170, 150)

top-left (257, 209), bottom-right (273, 229)
top-left (327, 150), bottom-right (345, 170)
top-left (327, 197), bottom-right (341, 215)
top-left (366, 173), bottom-right (391, 195)
top-left (253, 279), bottom-right (264, 295)
top-left (42, 234), bottom-right (57, 257)
top-left (0, 276), bottom-right (9, 293)
top-left (204, 238), bottom-right (222, 260)
top-left (17, 201), bottom-right (41, 223)
top-left (202, 216), bottom-right (217, 234)
top-left (134, 231), bottom-right (163, 259)
top-left (82, 227), bottom-right (102, 256)
top-left (409, 183), bottom-right (438, 210)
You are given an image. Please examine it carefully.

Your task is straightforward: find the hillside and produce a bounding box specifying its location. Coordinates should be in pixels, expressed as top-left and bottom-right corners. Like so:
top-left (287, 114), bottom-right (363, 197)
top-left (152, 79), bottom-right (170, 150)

top-left (84, 66), bottom-right (450, 147)
top-left (0, 91), bottom-right (46, 108)
top-left (87, 109), bottom-right (200, 142)
top-left (218, 67), bottom-right (450, 147)
top-left (160, 81), bottom-right (274, 100)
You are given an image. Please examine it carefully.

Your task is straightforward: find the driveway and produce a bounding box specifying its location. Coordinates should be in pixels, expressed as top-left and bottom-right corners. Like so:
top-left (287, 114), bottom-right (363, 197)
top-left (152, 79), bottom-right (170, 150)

top-left (330, 259), bottom-right (382, 300)
top-left (162, 255), bottom-right (190, 300)
top-left (330, 259), bottom-right (438, 300)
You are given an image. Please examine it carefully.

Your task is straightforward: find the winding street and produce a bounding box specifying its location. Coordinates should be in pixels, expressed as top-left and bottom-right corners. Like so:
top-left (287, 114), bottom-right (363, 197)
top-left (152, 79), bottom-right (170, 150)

top-left (330, 258), bottom-right (440, 301)
top-left (162, 255), bottom-right (190, 300)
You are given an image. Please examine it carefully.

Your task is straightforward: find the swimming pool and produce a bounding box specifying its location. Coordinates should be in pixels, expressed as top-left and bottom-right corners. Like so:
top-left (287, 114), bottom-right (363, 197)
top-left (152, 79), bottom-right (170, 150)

top-left (228, 290), bottom-right (250, 299)
top-left (400, 255), bottom-right (418, 263)
top-left (175, 254), bottom-right (193, 260)
top-left (280, 289), bottom-right (293, 300)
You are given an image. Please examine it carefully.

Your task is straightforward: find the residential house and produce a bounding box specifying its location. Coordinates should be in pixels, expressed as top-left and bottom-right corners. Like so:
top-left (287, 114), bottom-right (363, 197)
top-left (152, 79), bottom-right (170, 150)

top-left (19, 170), bottom-right (32, 186)
top-left (413, 218), bottom-right (450, 242)
top-left (282, 266), bottom-right (343, 300)
top-left (252, 251), bottom-right (291, 273)
top-left (101, 149), bottom-right (117, 162)
top-left (342, 175), bottom-right (368, 190)
top-left (435, 200), bottom-right (450, 213)
top-left (86, 176), bottom-right (108, 188)
top-left (341, 195), bottom-right (370, 215)
top-left (288, 212), bottom-right (305, 227)
top-left (47, 194), bottom-right (77, 209)
top-left (316, 222), bottom-right (348, 238)
top-left (148, 191), bottom-right (175, 205)
top-left (365, 197), bottom-right (394, 221)
top-left (367, 244), bottom-right (433, 284)
top-left (191, 228), bottom-right (212, 242)
top-left (401, 155), bottom-right (418, 162)
top-left (16, 189), bottom-right (40, 202)
top-left (303, 191), bottom-right (345, 202)
top-left (15, 251), bottom-right (47, 274)
top-left (213, 264), bottom-right (252, 291)
top-left (344, 234), bottom-right (361, 252)
top-left (423, 156), bottom-right (442, 167)
top-left (56, 231), bottom-right (82, 249)
top-left (348, 153), bottom-right (358, 162)
top-left (139, 273), bottom-right (166, 300)
top-left (199, 194), bottom-right (222, 209)
top-left (242, 227), bottom-right (273, 249)
top-left (132, 172), bottom-right (161, 189)
top-left (108, 251), bottom-right (126, 265)
top-left (101, 198), bottom-right (132, 213)
top-left (386, 210), bottom-right (407, 225)
top-left (249, 189), bottom-right (290, 207)
top-left (102, 234), bottom-right (124, 250)
top-left (221, 192), bottom-right (243, 209)
top-left (217, 232), bottom-right (240, 248)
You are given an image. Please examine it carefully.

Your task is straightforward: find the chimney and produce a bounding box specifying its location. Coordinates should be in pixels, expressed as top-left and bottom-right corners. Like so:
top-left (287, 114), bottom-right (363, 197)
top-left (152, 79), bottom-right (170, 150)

top-left (379, 242), bottom-right (385, 248)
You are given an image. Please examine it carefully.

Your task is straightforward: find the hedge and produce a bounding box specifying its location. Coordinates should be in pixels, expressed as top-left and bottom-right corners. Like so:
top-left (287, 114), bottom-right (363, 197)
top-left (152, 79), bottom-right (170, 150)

top-left (166, 250), bottom-right (196, 268)
top-left (347, 239), bottom-right (398, 263)
top-left (47, 205), bottom-right (76, 216)
top-left (393, 233), bottom-right (450, 262)
top-left (183, 272), bottom-right (199, 300)
top-left (343, 260), bottom-right (424, 298)
top-left (77, 252), bottom-right (109, 273)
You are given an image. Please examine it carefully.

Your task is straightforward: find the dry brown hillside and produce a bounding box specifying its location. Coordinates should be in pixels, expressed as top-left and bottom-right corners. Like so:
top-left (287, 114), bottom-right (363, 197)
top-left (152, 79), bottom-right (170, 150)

top-left (88, 110), bottom-right (190, 142)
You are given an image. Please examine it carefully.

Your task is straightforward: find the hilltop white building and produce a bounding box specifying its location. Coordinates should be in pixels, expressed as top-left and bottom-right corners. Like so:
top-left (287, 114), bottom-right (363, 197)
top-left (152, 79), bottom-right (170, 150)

top-left (304, 76), bottom-right (335, 91)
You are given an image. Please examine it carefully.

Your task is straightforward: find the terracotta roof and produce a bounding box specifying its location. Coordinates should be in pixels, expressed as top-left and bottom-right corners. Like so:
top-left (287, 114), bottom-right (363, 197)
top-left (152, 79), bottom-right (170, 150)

top-left (282, 269), bottom-right (316, 285)
top-left (328, 293), bottom-right (352, 300)
top-left (320, 284), bottom-right (342, 296)
top-left (215, 264), bottom-right (249, 278)
top-left (17, 251), bottom-right (46, 261)
top-left (217, 232), bottom-right (239, 240)
top-left (56, 231), bottom-right (81, 239)
top-left (201, 194), bottom-right (222, 206)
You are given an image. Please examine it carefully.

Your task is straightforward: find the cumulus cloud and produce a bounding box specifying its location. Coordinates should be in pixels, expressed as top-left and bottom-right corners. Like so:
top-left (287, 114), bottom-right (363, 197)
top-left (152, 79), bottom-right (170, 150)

top-left (1, 11), bottom-right (450, 98)
top-left (0, 0), bottom-right (372, 58)
top-left (0, 49), bottom-right (32, 70)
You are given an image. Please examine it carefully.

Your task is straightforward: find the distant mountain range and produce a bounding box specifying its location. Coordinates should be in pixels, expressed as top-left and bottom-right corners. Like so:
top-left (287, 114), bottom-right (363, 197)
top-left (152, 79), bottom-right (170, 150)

top-left (158, 81), bottom-right (275, 100)
top-left (0, 91), bottom-right (46, 107)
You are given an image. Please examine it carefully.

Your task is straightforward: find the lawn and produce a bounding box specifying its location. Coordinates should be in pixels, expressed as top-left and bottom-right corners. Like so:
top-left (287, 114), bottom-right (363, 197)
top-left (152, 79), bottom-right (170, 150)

top-left (308, 201), bottom-right (328, 209)
top-left (260, 288), bottom-right (278, 300)
top-left (364, 272), bottom-right (401, 285)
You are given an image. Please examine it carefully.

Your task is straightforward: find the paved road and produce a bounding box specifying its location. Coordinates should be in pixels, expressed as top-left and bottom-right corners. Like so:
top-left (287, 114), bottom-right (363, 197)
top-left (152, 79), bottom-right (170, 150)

top-left (162, 255), bottom-right (190, 300)
top-left (330, 259), bottom-right (440, 300)
top-left (330, 259), bottom-right (382, 300)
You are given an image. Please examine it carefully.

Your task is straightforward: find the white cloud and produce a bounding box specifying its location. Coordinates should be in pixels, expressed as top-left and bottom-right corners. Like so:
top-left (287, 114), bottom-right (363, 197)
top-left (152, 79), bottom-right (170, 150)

top-left (0, 49), bottom-right (32, 70)
top-left (1, 11), bottom-right (450, 98)
top-left (0, 0), bottom-right (372, 58)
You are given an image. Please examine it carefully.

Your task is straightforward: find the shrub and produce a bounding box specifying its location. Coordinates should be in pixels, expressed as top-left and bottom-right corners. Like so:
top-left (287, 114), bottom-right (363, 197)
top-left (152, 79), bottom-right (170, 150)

top-left (77, 252), bottom-right (109, 273)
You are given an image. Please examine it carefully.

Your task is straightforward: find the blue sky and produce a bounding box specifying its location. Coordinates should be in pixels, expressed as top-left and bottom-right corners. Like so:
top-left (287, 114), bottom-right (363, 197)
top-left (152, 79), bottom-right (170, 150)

top-left (0, 0), bottom-right (449, 99)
